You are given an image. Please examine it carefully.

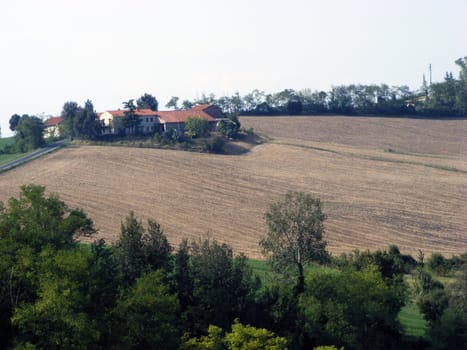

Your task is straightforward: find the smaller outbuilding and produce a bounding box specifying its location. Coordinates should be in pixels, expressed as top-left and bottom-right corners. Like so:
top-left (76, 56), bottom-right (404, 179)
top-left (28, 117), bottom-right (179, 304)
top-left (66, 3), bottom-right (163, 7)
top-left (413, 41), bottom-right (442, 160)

top-left (44, 116), bottom-right (64, 138)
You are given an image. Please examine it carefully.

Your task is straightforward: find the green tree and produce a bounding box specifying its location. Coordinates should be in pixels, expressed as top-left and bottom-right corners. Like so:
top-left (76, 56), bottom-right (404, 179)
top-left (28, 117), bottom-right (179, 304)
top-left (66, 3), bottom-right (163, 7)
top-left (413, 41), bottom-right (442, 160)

top-left (173, 239), bottom-right (194, 314)
top-left (14, 115), bottom-right (45, 152)
top-left (299, 266), bottom-right (405, 350)
top-left (186, 237), bottom-right (256, 333)
top-left (60, 101), bottom-right (80, 138)
top-left (182, 100), bottom-right (195, 110)
top-left (185, 116), bottom-right (211, 138)
top-left (260, 191), bottom-right (329, 294)
top-left (425, 266), bottom-right (467, 349)
top-left (113, 212), bottom-right (172, 285)
top-left (413, 253), bottom-right (449, 325)
top-left (328, 86), bottom-right (353, 114)
top-left (9, 114), bottom-right (21, 131)
top-left (11, 248), bottom-right (100, 349)
top-left (181, 321), bottom-right (287, 350)
top-left (73, 100), bottom-right (101, 139)
top-left (0, 185), bottom-right (95, 347)
top-left (181, 325), bottom-right (224, 350)
top-left (224, 319), bottom-right (288, 349)
top-left (122, 99), bottom-right (140, 136)
top-left (111, 270), bottom-right (180, 349)
top-left (166, 96), bottom-right (180, 110)
top-left (454, 56), bottom-right (467, 114)
top-left (217, 115), bottom-right (240, 139)
top-left (136, 92), bottom-right (159, 111)
top-left (428, 309), bottom-right (467, 350)
top-left (0, 184), bottom-right (94, 251)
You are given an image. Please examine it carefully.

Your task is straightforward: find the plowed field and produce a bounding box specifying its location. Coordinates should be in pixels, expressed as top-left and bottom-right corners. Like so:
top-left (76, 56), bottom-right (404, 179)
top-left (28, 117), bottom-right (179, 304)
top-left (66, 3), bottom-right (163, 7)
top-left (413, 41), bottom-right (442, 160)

top-left (0, 116), bottom-right (465, 258)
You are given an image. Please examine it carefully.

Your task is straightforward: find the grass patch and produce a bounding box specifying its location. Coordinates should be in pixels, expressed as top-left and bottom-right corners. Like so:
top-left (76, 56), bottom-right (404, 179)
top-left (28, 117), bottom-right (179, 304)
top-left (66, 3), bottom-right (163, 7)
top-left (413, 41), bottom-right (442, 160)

top-left (247, 258), bottom-right (270, 284)
top-left (398, 302), bottom-right (428, 337)
top-left (247, 258), bottom-right (337, 286)
top-left (0, 152), bottom-right (31, 165)
top-left (0, 137), bottom-right (15, 148)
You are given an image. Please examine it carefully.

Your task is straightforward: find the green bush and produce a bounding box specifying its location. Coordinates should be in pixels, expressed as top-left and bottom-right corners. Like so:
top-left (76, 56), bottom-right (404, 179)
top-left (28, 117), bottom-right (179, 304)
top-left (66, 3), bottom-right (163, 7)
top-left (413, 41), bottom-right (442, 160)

top-left (185, 117), bottom-right (211, 138)
top-left (203, 137), bottom-right (225, 153)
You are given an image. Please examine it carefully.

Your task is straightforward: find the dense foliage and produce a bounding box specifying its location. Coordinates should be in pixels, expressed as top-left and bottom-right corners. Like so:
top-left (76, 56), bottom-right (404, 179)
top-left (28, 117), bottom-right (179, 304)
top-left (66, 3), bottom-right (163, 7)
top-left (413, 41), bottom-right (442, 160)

top-left (2, 115), bottom-right (45, 154)
top-left (61, 100), bottom-right (101, 140)
top-left (178, 57), bottom-right (467, 118)
top-left (0, 186), bottom-right (465, 349)
top-left (185, 117), bottom-right (211, 138)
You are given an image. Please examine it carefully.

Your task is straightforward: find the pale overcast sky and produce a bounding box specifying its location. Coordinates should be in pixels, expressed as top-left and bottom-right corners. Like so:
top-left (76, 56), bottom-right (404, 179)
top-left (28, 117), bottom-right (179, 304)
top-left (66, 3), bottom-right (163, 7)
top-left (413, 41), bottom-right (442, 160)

top-left (0, 0), bottom-right (465, 136)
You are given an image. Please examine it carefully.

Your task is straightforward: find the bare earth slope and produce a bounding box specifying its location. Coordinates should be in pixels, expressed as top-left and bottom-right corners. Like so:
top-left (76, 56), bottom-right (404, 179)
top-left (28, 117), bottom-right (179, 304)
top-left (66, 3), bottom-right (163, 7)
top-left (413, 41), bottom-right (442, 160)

top-left (0, 116), bottom-right (465, 258)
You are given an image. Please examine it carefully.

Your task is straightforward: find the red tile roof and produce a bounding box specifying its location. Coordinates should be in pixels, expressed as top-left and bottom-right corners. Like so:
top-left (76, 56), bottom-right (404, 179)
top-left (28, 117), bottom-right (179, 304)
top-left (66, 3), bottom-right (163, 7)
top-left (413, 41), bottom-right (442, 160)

top-left (44, 116), bottom-right (64, 127)
top-left (105, 109), bottom-right (159, 117)
top-left (155, 110), bottom-right (216, 124)
top-left (100, 105), bottom-right (223, 124)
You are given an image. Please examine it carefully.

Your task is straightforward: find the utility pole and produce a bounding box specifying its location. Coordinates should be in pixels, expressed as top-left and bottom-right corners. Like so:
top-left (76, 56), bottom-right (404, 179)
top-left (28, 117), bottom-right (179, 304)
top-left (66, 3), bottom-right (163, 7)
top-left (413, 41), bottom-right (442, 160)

top-left (429, 63), bottom-right (432, 85)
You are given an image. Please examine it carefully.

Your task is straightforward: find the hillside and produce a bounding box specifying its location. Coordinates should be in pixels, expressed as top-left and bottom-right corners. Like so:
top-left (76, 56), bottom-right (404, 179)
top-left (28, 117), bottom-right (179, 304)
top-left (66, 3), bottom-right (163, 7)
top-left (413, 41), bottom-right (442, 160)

top-left (0, 116), bottom-right (465, 258)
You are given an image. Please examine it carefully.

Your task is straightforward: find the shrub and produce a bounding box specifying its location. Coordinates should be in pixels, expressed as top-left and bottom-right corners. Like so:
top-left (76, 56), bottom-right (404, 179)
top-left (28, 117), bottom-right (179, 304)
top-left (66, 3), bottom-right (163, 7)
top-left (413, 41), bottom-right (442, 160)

top-left (203, 137), bottom-right (224, 153)
top-left (185, 117), bottom-right (211, 138)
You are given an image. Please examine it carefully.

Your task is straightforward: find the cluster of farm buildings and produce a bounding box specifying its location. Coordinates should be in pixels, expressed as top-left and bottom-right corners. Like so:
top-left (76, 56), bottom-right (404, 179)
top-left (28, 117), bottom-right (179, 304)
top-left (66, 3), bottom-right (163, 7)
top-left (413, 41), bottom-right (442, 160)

top-left (44, 104), bottom-right (226, 138)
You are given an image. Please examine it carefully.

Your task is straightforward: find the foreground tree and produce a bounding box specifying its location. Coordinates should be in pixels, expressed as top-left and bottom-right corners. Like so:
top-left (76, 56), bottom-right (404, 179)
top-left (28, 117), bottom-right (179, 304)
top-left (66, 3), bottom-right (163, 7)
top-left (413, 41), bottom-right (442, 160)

top-left (113, 211), bottom-right (172, 285)
top-left (183, 237), bottom-right (256, 334)
top-left (111, 270), bottom-right (180, 349)
top-left (299, 266), bottom-right (405, 349)
top-left (11, 248), bottom-right (100, 349)
top-left (260, 191), bottom-right (328, 294)
top-left (181, 320), bottom-right (287, 349)
top-left (0, 185), bottom-right (95, 346)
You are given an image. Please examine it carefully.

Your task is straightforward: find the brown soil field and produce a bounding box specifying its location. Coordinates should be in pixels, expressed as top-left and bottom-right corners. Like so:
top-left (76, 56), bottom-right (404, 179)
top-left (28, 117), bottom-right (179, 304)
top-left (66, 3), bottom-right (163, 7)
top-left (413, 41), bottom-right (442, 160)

top-left (0, 116), bottom-right (466, 259)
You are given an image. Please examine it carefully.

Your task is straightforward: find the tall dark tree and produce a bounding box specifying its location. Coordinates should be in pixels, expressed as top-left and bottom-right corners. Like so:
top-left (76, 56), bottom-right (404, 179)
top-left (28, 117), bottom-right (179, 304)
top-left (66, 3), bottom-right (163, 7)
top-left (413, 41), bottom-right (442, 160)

top-left (136, 93), bottom-right (159, 111)
top-left (173, 239), bottom-right (194, 314)
top-left (454, 56), bottom-right (467, 114)
top-left (165, 96), bottom-right (180, 110)
top-left (181, 99), bottom-right (194, 110)
top-left (185, 237), bottom-right (256, 334)
top-left (122, 99), bottom-right (140, 136)
top-left (113, 212), bottom-right (172, 285)
top-left (9, 114), bottom-right (21, 132)
top-left (111, 270), bottom-right (180, 350)
top-left (73, 100), bottom-right (101, 139)
top-left (60, 101), bottom-right (80, 138)
top-left (14, 115), bottom-right (45, 152)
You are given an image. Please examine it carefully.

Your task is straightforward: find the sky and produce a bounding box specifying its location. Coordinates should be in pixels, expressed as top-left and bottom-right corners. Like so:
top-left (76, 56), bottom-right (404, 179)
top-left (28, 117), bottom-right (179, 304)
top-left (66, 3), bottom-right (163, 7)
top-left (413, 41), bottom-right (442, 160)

top-left (0, 0), bottom-right (465, 136)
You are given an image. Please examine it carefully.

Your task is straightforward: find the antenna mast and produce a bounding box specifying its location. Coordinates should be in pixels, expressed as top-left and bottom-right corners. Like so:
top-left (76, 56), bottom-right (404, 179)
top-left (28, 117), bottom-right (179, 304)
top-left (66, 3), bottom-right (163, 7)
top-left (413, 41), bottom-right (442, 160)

top-left (429, 63), bottom-right (432, 85)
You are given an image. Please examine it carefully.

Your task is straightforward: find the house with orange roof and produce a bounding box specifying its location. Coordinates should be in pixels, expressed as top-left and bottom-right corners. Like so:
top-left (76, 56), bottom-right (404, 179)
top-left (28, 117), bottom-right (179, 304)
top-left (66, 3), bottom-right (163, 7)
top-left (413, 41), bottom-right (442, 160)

top-left (98, 104), bottom-right (225, 135)
top-left (44, 116), bottom-right (64, 138)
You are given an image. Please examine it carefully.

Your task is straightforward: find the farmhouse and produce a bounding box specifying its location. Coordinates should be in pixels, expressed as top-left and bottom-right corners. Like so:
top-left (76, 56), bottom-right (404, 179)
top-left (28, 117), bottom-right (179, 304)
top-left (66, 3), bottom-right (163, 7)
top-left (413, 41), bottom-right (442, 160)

top-left (98, 104), bottom-right (225, 135)
top-left (44, 116), bottom-right (64, 138)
